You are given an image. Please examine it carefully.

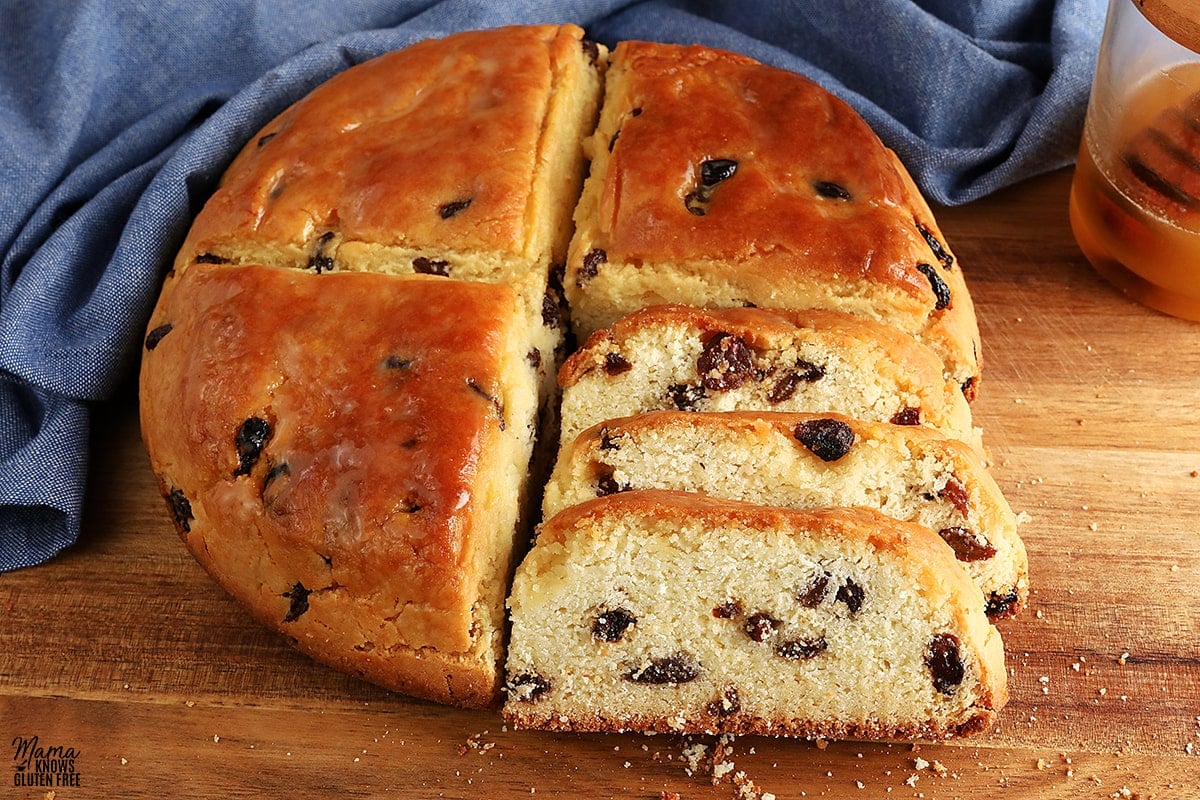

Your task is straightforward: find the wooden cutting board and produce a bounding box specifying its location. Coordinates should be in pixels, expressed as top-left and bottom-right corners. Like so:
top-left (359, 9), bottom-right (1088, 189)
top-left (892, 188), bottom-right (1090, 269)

top-left (3, 167), bottom-right (1199, 798)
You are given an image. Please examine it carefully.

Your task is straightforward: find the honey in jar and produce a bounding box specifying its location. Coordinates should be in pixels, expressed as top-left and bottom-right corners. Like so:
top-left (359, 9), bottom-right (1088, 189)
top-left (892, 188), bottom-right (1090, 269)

top-left (1069, 0), bottom-right (1200, 320)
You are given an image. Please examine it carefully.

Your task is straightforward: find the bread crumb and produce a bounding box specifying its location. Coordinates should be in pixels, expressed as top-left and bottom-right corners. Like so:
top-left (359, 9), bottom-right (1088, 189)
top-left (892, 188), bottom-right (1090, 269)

top-left (659, 792), bottom-right (680, 800)
top-left (913, 757), bottom-right (930, 771)
top-left (213, 735), bottom-right (220, 743)
top-left (1118, 652), bottom-right (1130, 665)
top-left (119, 758), bottom-right (127, 766)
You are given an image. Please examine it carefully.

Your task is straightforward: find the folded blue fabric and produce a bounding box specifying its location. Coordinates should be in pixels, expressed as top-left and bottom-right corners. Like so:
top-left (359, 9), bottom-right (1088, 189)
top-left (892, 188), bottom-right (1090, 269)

top-left (0, 0), bottom-right (1104, 571)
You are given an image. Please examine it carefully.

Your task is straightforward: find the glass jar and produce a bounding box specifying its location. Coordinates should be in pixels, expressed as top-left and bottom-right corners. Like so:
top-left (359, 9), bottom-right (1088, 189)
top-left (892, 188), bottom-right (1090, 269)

top-left (1069, 0), bottom-right (1200, 320)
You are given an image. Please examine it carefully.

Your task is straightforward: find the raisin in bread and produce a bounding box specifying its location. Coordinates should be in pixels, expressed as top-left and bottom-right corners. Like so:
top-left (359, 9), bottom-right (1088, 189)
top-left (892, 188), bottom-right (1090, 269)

top-left (557, 305), bottom-right (981, 455)
top-left (176, 24), bottom-right (605, 384)
top-left (504, 491), bottom-right (1007, 739)
top-left (545, 411), bottom-right (1027, 618)
top-left (565, 40), bottom-right (981, 397)
top-left (140, 265), bottom-right (540, 708)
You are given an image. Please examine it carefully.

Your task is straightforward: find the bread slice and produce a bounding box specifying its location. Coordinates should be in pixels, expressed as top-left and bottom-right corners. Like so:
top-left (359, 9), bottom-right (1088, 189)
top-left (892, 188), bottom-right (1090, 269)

top-left (557, 305), bottom-right (981, 454)
top-left (140, 264), bottom-right (540, 708)
top-left (504, 490), bottom-right (1007, 739)
top-left (545, 411), bottom-right (1027, 617)
top-left (175, 24), bottom-right (606, 380)
top-left (565, 40), bottom-right (981, 397)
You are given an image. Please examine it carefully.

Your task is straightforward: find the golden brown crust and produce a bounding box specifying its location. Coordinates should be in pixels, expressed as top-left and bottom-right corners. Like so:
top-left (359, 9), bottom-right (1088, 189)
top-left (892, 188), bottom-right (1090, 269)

top-left (176, 24), bottom-right (596, 271)
top-left (565, 40), bottom-right (981, 391)
top-left (140, 264), bottom-right (529, 707)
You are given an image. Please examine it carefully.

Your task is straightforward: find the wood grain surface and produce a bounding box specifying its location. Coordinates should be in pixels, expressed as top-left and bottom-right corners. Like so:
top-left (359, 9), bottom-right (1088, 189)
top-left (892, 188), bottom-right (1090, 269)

top-left (3, 167), bottom-right (1200, 798)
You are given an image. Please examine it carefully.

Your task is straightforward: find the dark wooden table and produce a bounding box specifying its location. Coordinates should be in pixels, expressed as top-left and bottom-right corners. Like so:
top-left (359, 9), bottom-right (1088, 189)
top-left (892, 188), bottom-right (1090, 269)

top-left (3, 167), bottom-right (1199, 798)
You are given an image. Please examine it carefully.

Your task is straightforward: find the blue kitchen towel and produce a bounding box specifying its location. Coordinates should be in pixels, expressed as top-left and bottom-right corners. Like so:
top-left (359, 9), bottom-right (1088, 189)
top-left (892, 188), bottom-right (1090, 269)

top-left (0, 0), bottom-right (1105, 571)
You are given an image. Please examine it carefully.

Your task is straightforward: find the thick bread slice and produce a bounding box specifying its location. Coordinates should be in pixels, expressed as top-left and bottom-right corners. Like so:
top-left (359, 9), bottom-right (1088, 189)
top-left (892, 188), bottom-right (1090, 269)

top-left (504, 491), bottom-right (1007, 739)
top-left (545, 410), bottom-right (1027, 617)
top-left (557, 305), bottom-right (981, 454)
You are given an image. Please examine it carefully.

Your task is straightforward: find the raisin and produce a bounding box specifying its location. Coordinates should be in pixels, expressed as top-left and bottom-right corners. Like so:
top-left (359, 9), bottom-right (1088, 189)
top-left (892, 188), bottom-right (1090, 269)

top-left (697, 333), bottom-right (755, 391)
top-left (938, 475), bottom-right (972, 516)
top-left (384, 355), bottom-right (413, 370)
top-left (938, 527), bottom-right (996, 562)
top-left (604, 352), bottom-right (633, 375)
top-left (712, 600), bottom-right (743, 619)
top-left (985, 589), bottom-right (1020, 617)
top-left (796, 572), bottom-right (831, 607)
top-left (234, 417), bottom-right (271, 477)
top-left (890, 406), bottom-right (921, 426)
top-left (775, 636), bottom-right (828, 660)
top-left (438, 198), bottom-right (472, 219)
top-left (743, 612), bottom-right (779, 643)
top-left (508, 671), bottom-right (552, 702)
top-left (916, 220), bottom-right (954, 269)
top-left (814, 180), bottom-right (852, 200)
top-left (544, 260), bottom-right (567, 319)
top-left (412, 257), bottom-right (450, 276)
top-left (144, 323), bottom-right (173, 351)
top-left (282, 582), bottom-right (311, 622)
top-left (685, 159), bottom-right (739, 215)
top-left (768, 359), bottom-right (825, 403)
top-left (466, 379), bottom-right (505, 430)
top-left (701, 159), bottom-right (739, 187)
top-left (706, 686), bottom-right (741, 717)
top-left (166, 488), bottom-right (193, 533)
top-left (598, 427), bottom-right (624, 451)
top-left (668, 383), bottom-right (706, 411)
top-left (961, 376), bottom-right (978, 402)
top-left (195, 252), bottom-right (228, 264)
top-left (926, 633), bottom-right (965, 695)
top-left (835, 578), bottom-right (864, 614)
top-left (592, 607), bottom-right (637, 642)
top-left (542, 288), bottom-right (563, 329)
top-left (578, 248), bottom-right (607, 285)
top-left (257, 132), bottom-right (277, 148)
top-left (581, 38), bottom-right (600, 66)
top-left (794, 418), bottom-right (855, 462)
top-left (307, 231), bottom-right (338, 274)
top-left (916, 263), bottom-right (951, 310)
top-left (596, 469), bottom-right (627, 497)
top-left (624, 653), bottom-right (699, 684)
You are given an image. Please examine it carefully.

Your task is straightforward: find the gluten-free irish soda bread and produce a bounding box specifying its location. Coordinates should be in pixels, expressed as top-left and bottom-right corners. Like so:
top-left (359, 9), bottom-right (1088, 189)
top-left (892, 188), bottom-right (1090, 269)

top-left (140, 25), bottom-right (1017, 725)
top-left (565, 40), bottom-right (982, 397)
top-left (504, 491), bottom-right (1007, 739)
top-left (557, 305), bottom-right (981, 454)
top-left (140, 265), bottom-right (541, 708)
top-left (544, 410), bottom-right (1027, 617)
